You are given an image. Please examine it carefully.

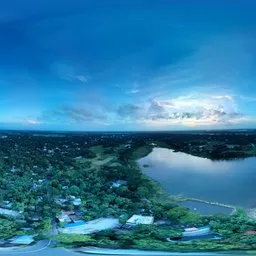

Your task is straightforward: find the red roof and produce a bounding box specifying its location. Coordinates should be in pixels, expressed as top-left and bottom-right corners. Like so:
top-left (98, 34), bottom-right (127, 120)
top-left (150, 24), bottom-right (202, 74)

top-left (245, 230), bottom-right (256, 234)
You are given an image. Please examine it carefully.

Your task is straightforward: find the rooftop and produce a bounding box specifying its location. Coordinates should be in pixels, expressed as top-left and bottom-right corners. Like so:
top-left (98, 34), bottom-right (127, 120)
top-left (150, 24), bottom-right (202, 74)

top-left (64, 220), bottom-right (86, 228)
top-left (126, 215), bottom-right (154, 225)
top-left (9, 235), bottom-right (34, 245)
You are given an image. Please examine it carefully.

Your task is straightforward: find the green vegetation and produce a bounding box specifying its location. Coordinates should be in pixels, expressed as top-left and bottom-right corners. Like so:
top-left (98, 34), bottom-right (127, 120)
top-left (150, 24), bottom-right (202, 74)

top-left (55, 209), bottom-right (256, 252)
top-left (53, 234), bottom-right (94, 245)
top-left (1, 131), bottom-right (256, 251)
top-left (0, 217), bottom-right (20, 239)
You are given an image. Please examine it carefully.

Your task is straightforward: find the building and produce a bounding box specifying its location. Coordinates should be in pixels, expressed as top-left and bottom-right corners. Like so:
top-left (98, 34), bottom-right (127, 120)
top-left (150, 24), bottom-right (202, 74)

top-left (0, 208), bottom-right (20, 217)
top-left (126, 215), bottom-right (154, 225)
top-left (245, 230), bottom-right (256, 235)
top-left (9, 235), bottom-right (34, 245)
top-left (73, 198), bottom-right (82, 206)
top-left (64, 220), bottom-right (86, 228)
top-left (111, 180), bottom-right (127, 188)
top-left (60, 218), bottom-right (119, 234)
top-left (183, 226), bottom-right (211, 237)
top-left (58, 211), bottom-right (74, 222)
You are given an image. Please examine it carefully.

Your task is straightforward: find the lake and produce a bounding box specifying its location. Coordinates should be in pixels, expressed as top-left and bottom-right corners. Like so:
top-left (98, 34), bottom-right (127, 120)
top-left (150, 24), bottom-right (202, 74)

top-left (138, 148), bottom-right (256, 212)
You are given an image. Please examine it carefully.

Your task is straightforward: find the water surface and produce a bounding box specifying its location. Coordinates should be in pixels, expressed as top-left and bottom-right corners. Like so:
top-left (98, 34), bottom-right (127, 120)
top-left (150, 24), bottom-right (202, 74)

top-left (138, 148), bottom-right (256, 209)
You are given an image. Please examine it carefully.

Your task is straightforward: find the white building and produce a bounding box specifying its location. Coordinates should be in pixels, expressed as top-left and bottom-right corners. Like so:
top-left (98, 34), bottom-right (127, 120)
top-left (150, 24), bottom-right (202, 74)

top-left (9, 235), bottom-right (34, 245)
top-left (0, 208), bottom-right (20, 217)
top-left (58, 211), bottom-right (72, 222)
top-left (111, 180), bottom-right (127, 188)
top-left (73, 198), bottom-right (82, 206)
top-left (126, 215), bottom-right (154, 225)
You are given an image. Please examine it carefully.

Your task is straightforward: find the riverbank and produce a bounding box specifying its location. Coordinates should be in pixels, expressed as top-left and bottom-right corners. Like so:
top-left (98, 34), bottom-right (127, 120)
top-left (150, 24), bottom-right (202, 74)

top-left (78, 247), bottom-right (256, 255)
top-left (166, 195), bottom-right (236, 211)
top-left (133, 146), bottom-right (237, 215)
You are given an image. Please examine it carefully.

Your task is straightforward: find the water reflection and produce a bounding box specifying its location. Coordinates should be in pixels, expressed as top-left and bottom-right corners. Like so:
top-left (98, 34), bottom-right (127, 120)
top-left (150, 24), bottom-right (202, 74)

top-left (138, 148), bottom-right (256, 208)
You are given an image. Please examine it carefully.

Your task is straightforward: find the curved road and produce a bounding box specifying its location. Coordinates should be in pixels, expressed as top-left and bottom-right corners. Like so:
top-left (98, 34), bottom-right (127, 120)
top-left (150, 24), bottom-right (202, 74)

top-left (0, 241), bottom-right (249, 256)
top-left (0, 240), bottom-right (80, 256)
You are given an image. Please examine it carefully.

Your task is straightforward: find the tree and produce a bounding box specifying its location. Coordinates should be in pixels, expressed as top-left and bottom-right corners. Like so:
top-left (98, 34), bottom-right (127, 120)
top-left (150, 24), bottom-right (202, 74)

top-left (180, 212), bottom-right (202, 225)
top-left (0, 218), bottom-right (19, 239)
top-left (167, 206), bottom-right (189, 221)
top-left (38, 217), bottom-right (51, 232)
top-left (54, 234), bottom-right (94, 245)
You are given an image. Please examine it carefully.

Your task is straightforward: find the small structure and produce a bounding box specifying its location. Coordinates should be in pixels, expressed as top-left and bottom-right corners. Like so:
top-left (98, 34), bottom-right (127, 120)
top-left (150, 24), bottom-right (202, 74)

top-left (73, 198), bottom-right (82, 206)
top-left (64, 220), bottom-right (86, 228)
top-left (28, 214), bottom-right (42, 221)
top-left (111, 180), bottom-right (127, 188)
top-left (60, 218), bottom-right (119, 234)
top-left (245, 230), bottom-right (256, 235)
top-left (9, 235), bottom-right (34, 245)
top-left (167, 226), bottom-right (221, 243)
top-left (0, 208), bottom-right (20, 217)
top-left (1, 201), bottom-right (13, 209)
top-left (126, 215), bottom-right (154, 225)
top-left (183, 226), bottom-right (211, 237)
top-left (58, 211), bottom-right (73, 222)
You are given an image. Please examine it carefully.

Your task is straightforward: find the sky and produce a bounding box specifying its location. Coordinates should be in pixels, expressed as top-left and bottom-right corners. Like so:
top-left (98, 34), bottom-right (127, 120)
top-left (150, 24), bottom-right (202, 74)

top-left (0, 0), bottom-right (256, 131)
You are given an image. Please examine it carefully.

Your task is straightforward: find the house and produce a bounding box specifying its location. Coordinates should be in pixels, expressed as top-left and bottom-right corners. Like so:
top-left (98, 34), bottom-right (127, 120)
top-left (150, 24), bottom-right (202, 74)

top-left (60, 218), bottom-right (119, 234)
top-left (183, 226), bottom-right (211, 237)
top-left (111, 180), bottom-right (127, 188)
top-left (28, 214), bottom-right (42, 221)
top-left (58, 211), bottom-right (73, 222)
top-left (9, 235), bottom-right (34, 245)
top-left (0, 208), bottom-right (20, 217)
top-left (64, 220), bottom-right (86, 229)
top-left (73, 198), bottom-right (82, 206)
top-left (245, 230), bottom-right (256, 235)
top-left (167, 226), bottom-right (221, 242)
top-left (126, 215), bottom-right (154, 225)
top-left (1, 201), bottom-right (13, 209)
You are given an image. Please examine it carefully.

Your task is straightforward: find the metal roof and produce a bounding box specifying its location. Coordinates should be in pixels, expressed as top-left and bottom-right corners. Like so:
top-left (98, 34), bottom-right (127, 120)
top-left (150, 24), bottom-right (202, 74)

top-left (64, 220), bottom-right (86, 228)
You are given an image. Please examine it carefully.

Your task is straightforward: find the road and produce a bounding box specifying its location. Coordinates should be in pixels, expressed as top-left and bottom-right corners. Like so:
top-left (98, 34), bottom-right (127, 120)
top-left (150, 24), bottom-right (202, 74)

top-left (0, 241), bottom-right (250, 256)
top-left (0, 240), bottom-right (80, 256)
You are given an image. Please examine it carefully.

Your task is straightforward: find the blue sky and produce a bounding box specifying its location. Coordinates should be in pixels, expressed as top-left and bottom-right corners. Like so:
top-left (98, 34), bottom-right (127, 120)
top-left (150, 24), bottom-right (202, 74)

top-left (0, 0), bottom-right (256, 131)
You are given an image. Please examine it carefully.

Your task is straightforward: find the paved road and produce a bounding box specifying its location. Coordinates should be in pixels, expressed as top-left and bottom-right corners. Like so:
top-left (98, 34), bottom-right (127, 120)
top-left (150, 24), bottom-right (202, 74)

top-left (0, 240), bottom-right (80, 256)
top-left (0, 241), bottom-right (250, 256)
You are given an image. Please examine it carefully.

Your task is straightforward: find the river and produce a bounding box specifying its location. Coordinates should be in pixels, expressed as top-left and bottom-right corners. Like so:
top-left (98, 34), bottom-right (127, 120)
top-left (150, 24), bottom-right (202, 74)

top-left (138, 148), bottom-right (256, 214)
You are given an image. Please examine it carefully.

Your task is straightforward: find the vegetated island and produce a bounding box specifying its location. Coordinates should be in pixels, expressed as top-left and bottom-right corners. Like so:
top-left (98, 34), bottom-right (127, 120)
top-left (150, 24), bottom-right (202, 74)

top-left (0, 130), bottom-right (256, 252)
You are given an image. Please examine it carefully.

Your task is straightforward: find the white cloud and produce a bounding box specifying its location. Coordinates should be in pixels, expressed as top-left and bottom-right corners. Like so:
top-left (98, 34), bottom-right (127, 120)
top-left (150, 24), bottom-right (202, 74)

top-left (117, 93), bottom-right (244, 128)
top-left (126, 89), bottom-right (140, 94)
top-left (25, 119), bottom-right (41, 125)
top-left (51, 63), bottom-right (89, 83)
top-left (211, 95), bottom-right (233, 101)
top-left (72, 75), bottom-right (88, 83)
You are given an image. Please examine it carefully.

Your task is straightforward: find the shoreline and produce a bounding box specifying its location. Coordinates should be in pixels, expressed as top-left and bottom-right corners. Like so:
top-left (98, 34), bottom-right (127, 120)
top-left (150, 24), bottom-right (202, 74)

top-left (179, 197), bottom-right (236, 210)
top-left (133, 146), bottom-right (237, 215)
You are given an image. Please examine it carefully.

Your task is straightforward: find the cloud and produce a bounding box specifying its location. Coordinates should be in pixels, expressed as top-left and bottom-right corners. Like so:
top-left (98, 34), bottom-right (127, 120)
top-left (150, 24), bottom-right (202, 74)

top-left (117, 104), bottom-right (143, 119)
top-left (116, 94), bottom-right (244, 127)
top-left (24, 119), bottom-right (41, 125)
top-left (211, 95), bottom-right (233, 101)
top-left (126, 89), bottom-right (140, 94)
top-left (72, 75), bottom-right (88, 83)
top-left (51, 63), bottom-right (89, 83)
top-left (41, 105), bottom-right (108, 124)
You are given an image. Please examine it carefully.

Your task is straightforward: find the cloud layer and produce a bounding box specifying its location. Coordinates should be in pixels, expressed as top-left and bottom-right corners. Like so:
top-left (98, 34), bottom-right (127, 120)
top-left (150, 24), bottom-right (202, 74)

top-left (116, 94), bottom-right (243, 127)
